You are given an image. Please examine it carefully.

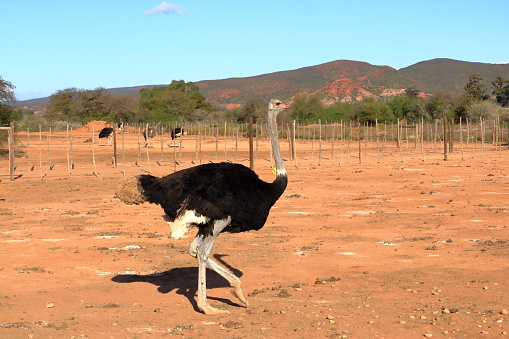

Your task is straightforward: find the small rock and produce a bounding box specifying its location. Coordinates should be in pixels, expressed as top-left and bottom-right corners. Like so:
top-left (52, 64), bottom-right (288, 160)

top-left (46, 303), bottom-right (55, 308)
top-left (501, 309), bottom-right (508, 315)
top-left (276, 289), bottom-right (291, 298)
top-left (424, 333), bottom-right (433, 337)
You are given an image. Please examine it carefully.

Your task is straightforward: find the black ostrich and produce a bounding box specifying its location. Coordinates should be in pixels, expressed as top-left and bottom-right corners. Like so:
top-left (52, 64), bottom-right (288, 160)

top-left (169, 127), bottom-right (186, 147)
top-left (115, 99), bottom-right (290, 315)
top-left (142, 126), bottom-right (156, 147)
top-left (98, 123), bottom-right (123, 145)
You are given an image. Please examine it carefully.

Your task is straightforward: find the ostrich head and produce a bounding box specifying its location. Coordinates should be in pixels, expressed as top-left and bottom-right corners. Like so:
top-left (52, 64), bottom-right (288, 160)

top-left (268, 99), bottom-right (290, 111)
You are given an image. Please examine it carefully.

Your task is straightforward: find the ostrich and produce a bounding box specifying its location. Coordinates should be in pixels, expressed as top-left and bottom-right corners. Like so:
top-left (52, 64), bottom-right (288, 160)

top-left (115, 99), bottom-right (290, 315)
top-left (142, 126), bottom-right (156, 147)
top-left (169, 127), bottom-right (186, 147)
top-left (98, 123), bottom-right (123, 146)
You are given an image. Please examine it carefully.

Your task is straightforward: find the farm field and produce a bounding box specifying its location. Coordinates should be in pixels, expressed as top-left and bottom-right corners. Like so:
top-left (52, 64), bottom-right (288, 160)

top-left (1, 128), bottom-right (509, 338)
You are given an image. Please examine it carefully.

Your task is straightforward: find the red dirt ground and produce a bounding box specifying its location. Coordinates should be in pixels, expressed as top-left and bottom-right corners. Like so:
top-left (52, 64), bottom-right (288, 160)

top-left (1, 130), bottom-right (508, 338)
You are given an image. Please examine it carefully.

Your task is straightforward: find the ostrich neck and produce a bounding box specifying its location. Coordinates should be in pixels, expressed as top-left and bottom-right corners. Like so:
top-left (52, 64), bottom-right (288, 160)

top-left (268, 109), bottom-right (286, 178)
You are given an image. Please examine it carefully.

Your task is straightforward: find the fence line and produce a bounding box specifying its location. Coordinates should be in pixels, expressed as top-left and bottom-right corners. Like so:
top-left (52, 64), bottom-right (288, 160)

top-left (2, 118), bottom-right (509, 180)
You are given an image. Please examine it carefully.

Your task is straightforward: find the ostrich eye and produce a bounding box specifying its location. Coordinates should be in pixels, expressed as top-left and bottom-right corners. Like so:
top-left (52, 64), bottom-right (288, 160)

top-left (275, 102), bottom-right (281, 106)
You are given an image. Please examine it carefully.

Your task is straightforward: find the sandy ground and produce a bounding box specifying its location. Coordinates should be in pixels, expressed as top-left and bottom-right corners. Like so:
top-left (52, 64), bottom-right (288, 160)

top-left (1, 130), bottom-right (508, 338)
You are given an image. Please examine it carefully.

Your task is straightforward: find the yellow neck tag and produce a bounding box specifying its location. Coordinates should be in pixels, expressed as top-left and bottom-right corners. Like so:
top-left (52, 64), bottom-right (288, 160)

top-left (272, 168), bottom-right (277, 174)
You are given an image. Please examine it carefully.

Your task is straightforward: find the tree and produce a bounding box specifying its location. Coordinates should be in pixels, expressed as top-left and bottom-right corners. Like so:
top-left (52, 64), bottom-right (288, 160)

top-left (0, 76), bottom-right (18, 126)
top-left (0, 76), bottom-right (16, 103)
top-left (103, 94), bottom-right (143, 122)
top-left (465, 100), bottom-right (500, 121)
top-left (47, 87), bottom-right (142, 122)
top-left (404, 87), bottom-right (420, 98)
top-left (290, 93), bottom-right (324, 122)
top-left (386, 95), bottom-right (421, 121)
top-left (46, 87), bottom-right (82, 121)
top-left (139, 80), bottom-right (211, 122)
top-left (423, 91), bottom-right (457, 120)
top-left (464, 74), bottom-right (488, 100)
top-left (353, 99), bottom-right (394, 123)
top-left (72, 87), bottom-right (110, 121)
top-left (492, 76), bottom-right (509, 107)
top-left (238, 98), bottom-right (267, 122)
top-left (318, 103), bottom-right (354, 122)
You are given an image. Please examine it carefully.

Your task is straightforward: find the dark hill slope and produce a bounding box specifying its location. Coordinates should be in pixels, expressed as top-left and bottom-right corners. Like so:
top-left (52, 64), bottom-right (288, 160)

top-left (400, 58), bottom-right (509, 94)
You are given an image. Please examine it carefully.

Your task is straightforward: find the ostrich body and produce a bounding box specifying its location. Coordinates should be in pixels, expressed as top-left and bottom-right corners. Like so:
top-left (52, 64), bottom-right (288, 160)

top-left (116, 99), bottom-right (289, 315)
top-left (171, 127), bottom-right (186, 140)
top-left (142, 126), bottom-right (156, 146)
top-left (98, 123), bottom-right (123, 146)
top-left (170, 127), bottom-right (186, 147)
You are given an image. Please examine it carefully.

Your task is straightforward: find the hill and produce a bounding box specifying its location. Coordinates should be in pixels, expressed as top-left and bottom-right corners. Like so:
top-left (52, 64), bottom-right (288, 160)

top-left (195, 60), bottom-right (413, 108)
top-left (400, 58), bottom-right (509, 94)
top-left (16, 59), bottom-right (509, 110)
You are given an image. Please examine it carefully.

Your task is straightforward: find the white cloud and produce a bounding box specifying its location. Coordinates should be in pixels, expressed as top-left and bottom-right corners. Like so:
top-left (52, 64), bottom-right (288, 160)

top-left (144, 2), bottom-right (188, 16)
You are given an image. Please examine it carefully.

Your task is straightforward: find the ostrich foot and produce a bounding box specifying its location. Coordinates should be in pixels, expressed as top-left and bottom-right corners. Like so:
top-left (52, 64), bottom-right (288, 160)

top-left (231, 286), bottom-right (249, 307)
top-left (199, 304), bottom-right (230, 316)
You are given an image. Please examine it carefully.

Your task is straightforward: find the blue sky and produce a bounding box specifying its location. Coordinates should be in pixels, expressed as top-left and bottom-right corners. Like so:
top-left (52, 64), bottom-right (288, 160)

top-left (2, 0), bottom-right (508, 101)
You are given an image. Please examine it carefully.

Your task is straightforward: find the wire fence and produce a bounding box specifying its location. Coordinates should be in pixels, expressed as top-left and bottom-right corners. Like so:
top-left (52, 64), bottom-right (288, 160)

top-left (2, 118), bottom-right (509, 181)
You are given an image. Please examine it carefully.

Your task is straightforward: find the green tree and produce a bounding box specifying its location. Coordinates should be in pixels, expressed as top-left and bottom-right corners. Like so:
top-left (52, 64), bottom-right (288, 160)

top-left (139, 80), bottom-right (211, 122)
top-left (46, 87), bottom-right (82, 121)
top-left (353, 99), bottom-right (394, 123)
top-left (464, 74), bottom-right (488, 100)
top-left (239, 98), bottom-right (267, 122)
top-left (423, 91), bottom-right (457, 120)
top-left (386, 96), bottom-right (422, 121)
top-left (72, 87), bottom-right (109, 121)
top-left (492, 76), bottom-right (509, 107)
top-left (0, 76), bottom-right (16, 103)
top-left (318, 103), bottom-right (354, 122)
top-left (47, 87), bottom-right (141, 123)
top-left (0, 76), bottom-right (19, 126)
top-left (103, 94), bottom-right (143, 122)
top-left (404, 87), bottom-right (420, 98)
top-left (290, 93), bottom-right (324, 122)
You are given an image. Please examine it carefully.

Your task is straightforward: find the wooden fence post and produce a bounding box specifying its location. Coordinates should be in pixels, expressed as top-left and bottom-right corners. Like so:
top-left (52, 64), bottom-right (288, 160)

top-left (443, 116), bottom-right (448, 161)
top-left (0, 124), bottom-right (15, 180)
top-left (249, 117), bottom-right (254, 169)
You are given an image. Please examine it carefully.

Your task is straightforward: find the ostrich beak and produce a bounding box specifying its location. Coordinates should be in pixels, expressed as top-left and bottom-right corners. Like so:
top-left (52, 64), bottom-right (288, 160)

top-left (279, 104), bottom-right (290, 109)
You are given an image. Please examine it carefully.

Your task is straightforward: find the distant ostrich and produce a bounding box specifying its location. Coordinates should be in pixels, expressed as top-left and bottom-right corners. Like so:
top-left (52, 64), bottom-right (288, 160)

top-left (98, 122), bottom-right (123, 146)
top-left (142, 126), bottom-right (156, 147)
top-left (115, 99), bottom-right (290, 315)
top-left (169, 127), bottom-right (186, 147)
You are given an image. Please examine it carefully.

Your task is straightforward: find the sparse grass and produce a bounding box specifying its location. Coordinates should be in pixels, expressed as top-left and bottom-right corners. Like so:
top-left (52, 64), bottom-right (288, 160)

top-left (84, 303), bottom-right (120, 309)
top-left (17, 267), bottom-right (51, 274)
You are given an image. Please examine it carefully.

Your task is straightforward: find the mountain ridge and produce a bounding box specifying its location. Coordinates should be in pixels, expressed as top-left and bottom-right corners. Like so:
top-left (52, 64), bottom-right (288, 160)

top-left (17, 58), bottom-right (509, 109)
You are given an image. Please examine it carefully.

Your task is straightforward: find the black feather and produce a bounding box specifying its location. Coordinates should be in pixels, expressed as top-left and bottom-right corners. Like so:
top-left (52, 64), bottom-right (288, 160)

top-left (98, 127), bottom-right (114, 138)
top-left (138, 162), bottom-right (287, 233)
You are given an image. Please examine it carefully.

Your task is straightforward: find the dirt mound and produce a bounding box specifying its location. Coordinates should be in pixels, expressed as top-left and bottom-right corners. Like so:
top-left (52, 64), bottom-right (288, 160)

top-left (74, 120), bottom-right (111, 132)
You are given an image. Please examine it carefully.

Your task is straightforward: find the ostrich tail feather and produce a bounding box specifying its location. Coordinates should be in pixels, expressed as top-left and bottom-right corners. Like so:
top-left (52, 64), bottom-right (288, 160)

top-left (115, 176), bottom-right (147, 205)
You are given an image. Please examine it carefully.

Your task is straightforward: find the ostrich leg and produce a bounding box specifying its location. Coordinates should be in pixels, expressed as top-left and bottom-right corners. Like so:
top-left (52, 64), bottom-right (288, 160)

top-left (206, 259), bottom-right (248, 306)
top-left (193, 217), bottom-right (232, 315)
top-left (189, 235), bottom-right (249, 308)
